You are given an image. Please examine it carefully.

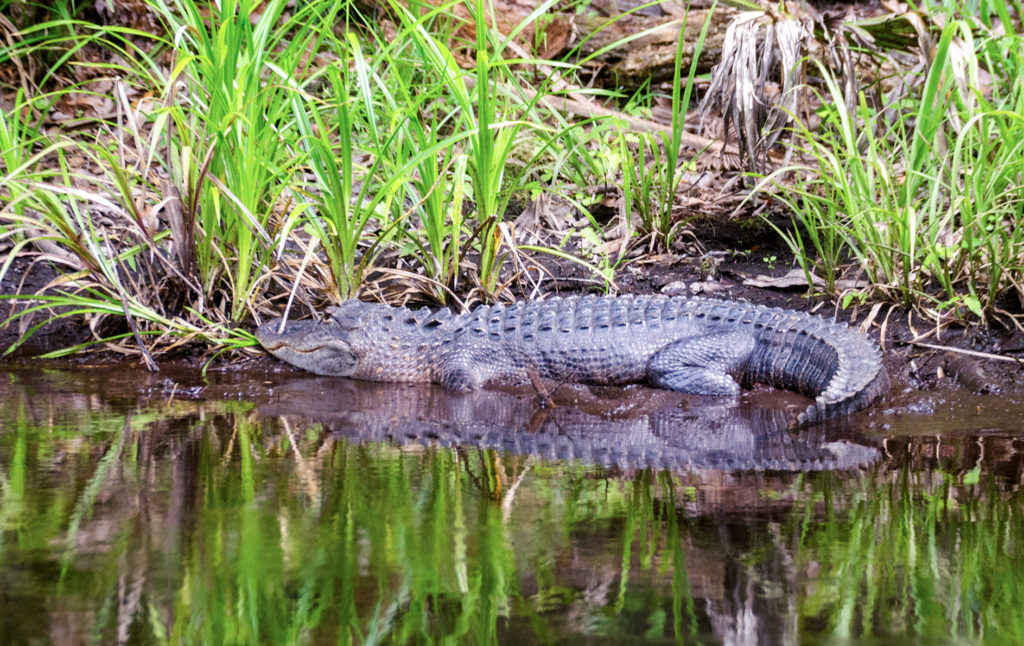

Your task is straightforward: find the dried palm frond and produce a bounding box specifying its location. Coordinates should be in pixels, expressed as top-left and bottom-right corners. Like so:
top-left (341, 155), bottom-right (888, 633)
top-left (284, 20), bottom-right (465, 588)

top-left (699, 10), bottom-right (810, 172)
top-left (699, 1), bottom-right (926, 173)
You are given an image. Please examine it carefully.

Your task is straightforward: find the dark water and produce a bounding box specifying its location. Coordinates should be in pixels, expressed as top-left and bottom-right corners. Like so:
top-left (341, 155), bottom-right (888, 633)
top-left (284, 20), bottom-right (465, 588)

top-left (1, 364), bottom-right (1022, 644)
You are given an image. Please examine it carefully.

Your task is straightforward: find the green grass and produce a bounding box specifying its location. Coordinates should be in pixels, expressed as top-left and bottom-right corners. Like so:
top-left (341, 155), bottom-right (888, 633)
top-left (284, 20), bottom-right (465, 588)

top-left (2, 0), bottom-right (1024, 358)
top-left (148, 0), bottom-right (316, 319)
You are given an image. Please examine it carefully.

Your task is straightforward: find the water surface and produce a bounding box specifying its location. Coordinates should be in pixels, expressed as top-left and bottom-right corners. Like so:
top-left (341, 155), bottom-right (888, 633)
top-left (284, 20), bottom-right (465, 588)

top-left (1, 363), bottom-right (1022, 644)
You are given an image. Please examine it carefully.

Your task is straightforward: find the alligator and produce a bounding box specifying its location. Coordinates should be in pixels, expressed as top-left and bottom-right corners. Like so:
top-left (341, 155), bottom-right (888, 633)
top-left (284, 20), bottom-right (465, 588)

top-left (257, 379), bottom-right (881, 473)
top-left (256, 295), bottom-right (889, 424)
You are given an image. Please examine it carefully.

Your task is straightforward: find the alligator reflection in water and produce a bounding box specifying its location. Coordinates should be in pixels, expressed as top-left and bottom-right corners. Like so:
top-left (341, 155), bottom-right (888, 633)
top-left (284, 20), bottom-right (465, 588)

top-left (259, 378), bottom-right (880, 472)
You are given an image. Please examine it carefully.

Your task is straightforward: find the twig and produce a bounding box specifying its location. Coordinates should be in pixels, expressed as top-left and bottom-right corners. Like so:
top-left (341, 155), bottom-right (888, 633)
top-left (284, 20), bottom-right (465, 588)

top-left (464, 60), bottom-right (736, 156)
top-left (278, 237), bottom-right (319, 334)
top-left (516, 82), bottom-right (734, 155)
top-left (526, 369), bottom-right (555, 409)
top-left (905, 341), bottom-right (1023, 365)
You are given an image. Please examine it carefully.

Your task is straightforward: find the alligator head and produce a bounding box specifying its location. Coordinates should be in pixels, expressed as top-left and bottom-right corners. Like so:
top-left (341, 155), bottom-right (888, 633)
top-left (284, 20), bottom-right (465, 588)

top-left (255, 318), bottom-right (359, 376)
top-left (255, 301), bottom-right (384, 376)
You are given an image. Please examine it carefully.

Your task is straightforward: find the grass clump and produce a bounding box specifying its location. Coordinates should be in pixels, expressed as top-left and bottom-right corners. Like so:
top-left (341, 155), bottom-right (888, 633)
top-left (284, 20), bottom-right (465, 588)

top-left (0, 0), bottom-right (617, 356)
top-left (763, 4), bottom-right (1024, 326)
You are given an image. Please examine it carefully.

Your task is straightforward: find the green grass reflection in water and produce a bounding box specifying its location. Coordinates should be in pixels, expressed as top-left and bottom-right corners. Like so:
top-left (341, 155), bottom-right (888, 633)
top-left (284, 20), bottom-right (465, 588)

top-left (1, 388), bottom-right (1023, 644)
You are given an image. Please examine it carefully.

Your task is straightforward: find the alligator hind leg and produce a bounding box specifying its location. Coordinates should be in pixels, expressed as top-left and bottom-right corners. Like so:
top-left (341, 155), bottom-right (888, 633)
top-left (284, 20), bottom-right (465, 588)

top-left (648, 332), bottom-right (756, 395)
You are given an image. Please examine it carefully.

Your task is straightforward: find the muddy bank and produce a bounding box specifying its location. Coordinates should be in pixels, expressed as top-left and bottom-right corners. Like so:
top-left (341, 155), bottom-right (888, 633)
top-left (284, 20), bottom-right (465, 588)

top-left (2, 219), bottom-right (1022, 400)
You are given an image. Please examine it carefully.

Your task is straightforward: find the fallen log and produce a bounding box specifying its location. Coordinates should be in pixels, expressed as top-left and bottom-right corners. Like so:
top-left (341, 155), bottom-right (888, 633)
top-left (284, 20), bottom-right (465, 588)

top-left (573, 4), bottom-right (737, 88)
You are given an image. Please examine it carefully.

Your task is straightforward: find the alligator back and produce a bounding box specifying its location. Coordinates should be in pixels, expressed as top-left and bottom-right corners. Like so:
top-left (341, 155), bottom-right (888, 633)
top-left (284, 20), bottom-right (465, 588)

top-left (257, 295), bottom-right (889, 424)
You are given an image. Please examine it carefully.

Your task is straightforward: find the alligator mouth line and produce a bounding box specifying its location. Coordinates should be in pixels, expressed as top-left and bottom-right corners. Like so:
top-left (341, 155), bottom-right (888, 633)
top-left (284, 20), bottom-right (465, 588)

top-left (263, 343), bottom-right (328, 354)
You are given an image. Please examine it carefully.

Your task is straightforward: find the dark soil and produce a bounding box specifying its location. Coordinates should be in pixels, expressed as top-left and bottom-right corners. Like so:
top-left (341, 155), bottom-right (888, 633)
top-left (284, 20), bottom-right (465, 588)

top-left (0, 256), bottom-right (95, 357)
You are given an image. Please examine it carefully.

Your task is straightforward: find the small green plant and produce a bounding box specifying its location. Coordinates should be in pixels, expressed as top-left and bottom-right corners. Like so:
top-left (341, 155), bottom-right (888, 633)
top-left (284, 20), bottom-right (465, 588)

top-left (651, 1), bottom-right (716, 248)
top-left (0, 90), bottom-right (73, 281)
top-left (613, 1), bottom-right (716, 253)
top-left (620, 131), bottom-right (661, 247)
top-left (290, 32), bottom-right (388, 302)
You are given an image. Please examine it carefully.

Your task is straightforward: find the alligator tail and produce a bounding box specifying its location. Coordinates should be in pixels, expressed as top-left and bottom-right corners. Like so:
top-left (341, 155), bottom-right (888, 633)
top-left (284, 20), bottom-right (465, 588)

top-left (727, 302), bottom-right (888, 425)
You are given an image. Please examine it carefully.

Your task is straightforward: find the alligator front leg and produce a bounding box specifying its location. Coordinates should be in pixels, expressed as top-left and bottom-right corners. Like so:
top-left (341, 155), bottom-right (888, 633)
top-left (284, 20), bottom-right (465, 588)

top-left (438, 354), bottom-right (487, 391)
top-left (647, 332), bottom-right (756, 395)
